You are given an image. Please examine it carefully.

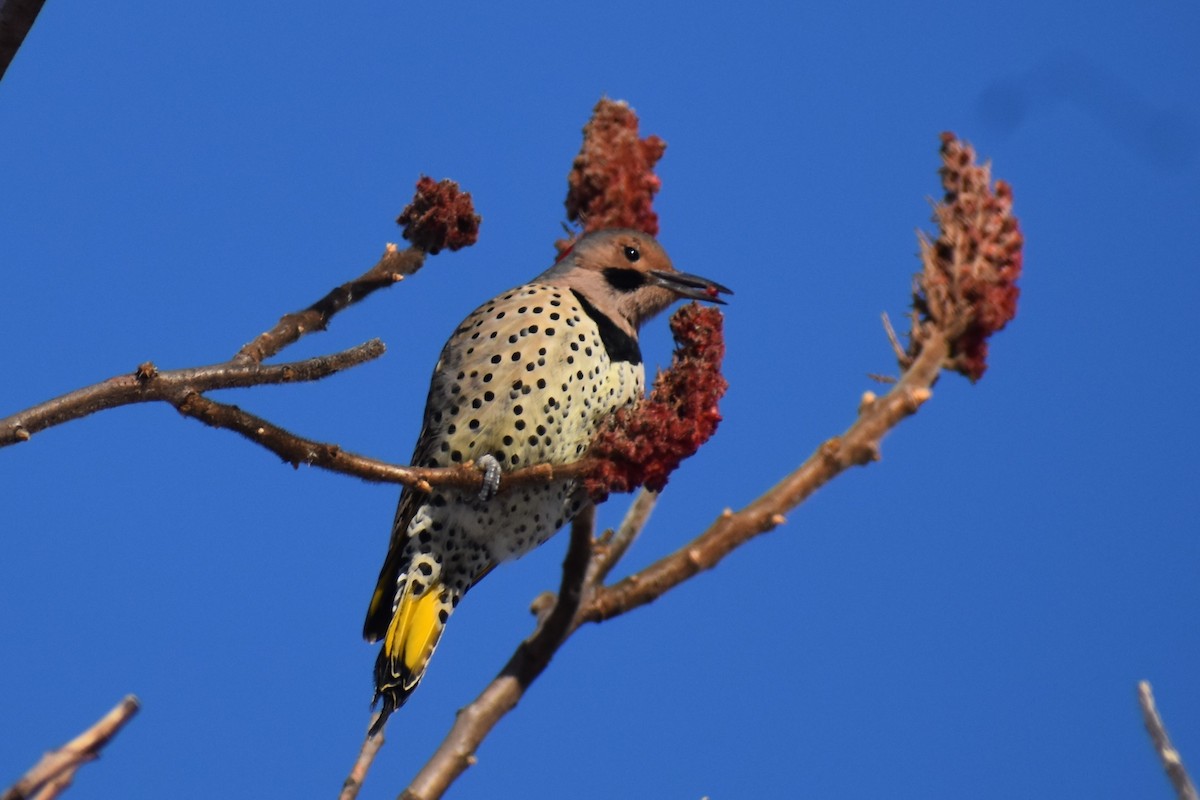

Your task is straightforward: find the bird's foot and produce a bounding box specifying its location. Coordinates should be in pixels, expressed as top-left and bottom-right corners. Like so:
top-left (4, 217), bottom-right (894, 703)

top-left (476, 454), bottom-right (502, 501)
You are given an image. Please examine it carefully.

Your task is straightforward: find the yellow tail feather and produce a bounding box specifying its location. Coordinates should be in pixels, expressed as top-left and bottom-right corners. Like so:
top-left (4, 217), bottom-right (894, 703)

top-left (385, 581), bottom-right (447, 685)
top-left (370, 578), bottom-right (452, 736)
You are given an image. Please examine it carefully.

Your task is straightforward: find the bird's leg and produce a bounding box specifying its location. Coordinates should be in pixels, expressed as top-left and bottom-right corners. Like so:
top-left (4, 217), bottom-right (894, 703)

top-left (476, 454), bottom-right (502, 501)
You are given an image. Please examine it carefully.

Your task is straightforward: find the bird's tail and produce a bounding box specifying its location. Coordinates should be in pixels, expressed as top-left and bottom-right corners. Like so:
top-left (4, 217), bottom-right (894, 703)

top-left (369, 574), bottom-right (455, 736)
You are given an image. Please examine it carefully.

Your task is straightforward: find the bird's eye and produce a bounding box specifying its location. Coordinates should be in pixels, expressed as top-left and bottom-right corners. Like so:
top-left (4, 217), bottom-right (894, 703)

top-left (623, 246), bottom-right (640, 263)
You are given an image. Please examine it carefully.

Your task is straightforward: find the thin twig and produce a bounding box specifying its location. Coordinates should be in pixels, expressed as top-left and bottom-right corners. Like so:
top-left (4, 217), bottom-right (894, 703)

top-left (881, 311), bottom-right (907, 365)
top-left (338, 722), bottom-right (386, 800)
top-left (0, 341), bottom-right (386, 447)
top-left (589, 488), bottom-right (658, 586)
top-left (1139, 681), bottom-right (1199, 800)
top-left (2, 695), bottom-right (140, 800)
top-left (235, 244), bottom-right (425, 364)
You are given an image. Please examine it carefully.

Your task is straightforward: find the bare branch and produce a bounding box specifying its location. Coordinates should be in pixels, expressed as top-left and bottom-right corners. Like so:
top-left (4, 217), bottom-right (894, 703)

top-left (234, 245), bottom-right (425, 364)
top-left (236, 177), bottom-right (479, 363)
top-left (2, 695), bottom-right (140, 800)
top-left (399, 505), bottom-right (597, 800)
top-left (589, 488), bottom-right (658, 586)
top-left (881, 312), bottom-right (907, 365)
top-left (0, 335), bottom-right (604, 495)
top-left (167, 388), bottom-right (603, 492)
top-left (2, 176), bottom-right (481, 448)
top-left (338, 722), bottom-right (386, 800)
top-left (0, 0), bottom-right (46, 82)
top-left (0, 341), bottom-right (386, 447)
top-left (1139, 681), bottom-right (1199, 800)
top-left (584, 336), bottom-right (939, 622)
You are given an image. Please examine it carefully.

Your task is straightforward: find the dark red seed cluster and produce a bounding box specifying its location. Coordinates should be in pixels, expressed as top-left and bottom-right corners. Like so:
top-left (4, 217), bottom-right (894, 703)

top-left (556, 98), bottom-right (667, 256)
top-left (584, 303), bottom-right (727, 500)
top-left (912, 133), bottom-right (1024, 381)
top-left (397, 176), bottom-right (481, 255)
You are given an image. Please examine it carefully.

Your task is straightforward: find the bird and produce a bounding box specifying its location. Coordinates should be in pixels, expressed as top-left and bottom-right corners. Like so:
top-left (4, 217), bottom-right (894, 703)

top-left (362, 228), bottom-right (731, 734)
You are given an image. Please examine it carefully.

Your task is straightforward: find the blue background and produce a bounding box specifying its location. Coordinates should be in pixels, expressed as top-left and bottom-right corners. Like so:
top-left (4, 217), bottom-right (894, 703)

top-left (3, 2), bottom-right (1198, 798)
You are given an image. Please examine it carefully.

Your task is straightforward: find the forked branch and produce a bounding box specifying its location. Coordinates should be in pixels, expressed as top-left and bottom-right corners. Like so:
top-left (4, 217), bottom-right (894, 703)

top-left (0, 342), bottom-right (386, 446)
top-left (0, 178), bottom-right (481, 450)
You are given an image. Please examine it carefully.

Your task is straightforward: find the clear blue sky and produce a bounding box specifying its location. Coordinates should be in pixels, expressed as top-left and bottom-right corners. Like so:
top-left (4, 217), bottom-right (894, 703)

top-left (3, 2), bottom-right (1198, 798)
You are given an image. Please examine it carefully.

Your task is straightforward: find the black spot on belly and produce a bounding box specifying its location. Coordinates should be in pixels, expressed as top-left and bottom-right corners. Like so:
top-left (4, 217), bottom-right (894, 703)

top-left (569, 290), bottom-right (642, 365)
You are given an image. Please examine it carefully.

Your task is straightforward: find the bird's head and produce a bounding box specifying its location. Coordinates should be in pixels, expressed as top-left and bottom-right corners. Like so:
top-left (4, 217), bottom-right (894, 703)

top-left (538, 229), bottom-right (732, 333)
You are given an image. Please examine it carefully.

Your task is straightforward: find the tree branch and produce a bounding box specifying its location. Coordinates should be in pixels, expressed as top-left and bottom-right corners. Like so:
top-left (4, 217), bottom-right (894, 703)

top-left (0, 341), bottom-right (386, 447)
top-left (584, 336), bottom-right (939, 622)
top-left (0, 0), bottom-right (46, 82)
top-left (399, 506), bottom-right (598, 800)
top-left (168, 388), bottom-right (602, 493)
top-left (234, 176), bottom-right (479, 364)
top-left (234, 244), bottom-right (425, 364)
top-left (1, 695), bottom-right (140, 800)
top-left (338, 722), bottom-right (386, 800)
top-left (1, 177), bottom-right (480, 449)
top-left (1139, 681), bottom-right (1199, 800)
top-left (0, 334), bottom-right (602, 495)
top-left (589, 488), bottom-right (658, 586)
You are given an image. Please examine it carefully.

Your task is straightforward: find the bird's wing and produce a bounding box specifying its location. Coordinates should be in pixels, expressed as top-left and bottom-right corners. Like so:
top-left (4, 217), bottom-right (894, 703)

top-left (362, 486), bottom-right (423, 642)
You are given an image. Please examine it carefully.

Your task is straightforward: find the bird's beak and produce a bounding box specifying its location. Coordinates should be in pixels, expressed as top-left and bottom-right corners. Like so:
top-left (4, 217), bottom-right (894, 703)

top-left (648, 270), bottom-right (733, 305)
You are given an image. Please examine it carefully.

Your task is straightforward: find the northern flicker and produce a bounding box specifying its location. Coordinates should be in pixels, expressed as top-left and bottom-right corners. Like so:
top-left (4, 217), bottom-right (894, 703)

top-left (362, 229), bottom-right (730, 733)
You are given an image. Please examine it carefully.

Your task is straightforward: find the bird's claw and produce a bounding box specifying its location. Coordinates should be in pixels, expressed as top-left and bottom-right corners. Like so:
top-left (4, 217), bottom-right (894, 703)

top-left (477, 454), bottom-right (501, 501)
